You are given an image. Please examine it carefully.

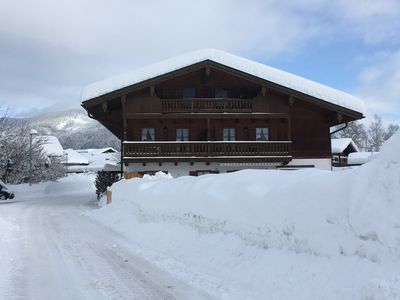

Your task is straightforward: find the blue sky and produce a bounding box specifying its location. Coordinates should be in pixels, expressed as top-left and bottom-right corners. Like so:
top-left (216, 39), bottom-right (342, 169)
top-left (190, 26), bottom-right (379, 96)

top-left (0, 0), bottom-right (399, 124)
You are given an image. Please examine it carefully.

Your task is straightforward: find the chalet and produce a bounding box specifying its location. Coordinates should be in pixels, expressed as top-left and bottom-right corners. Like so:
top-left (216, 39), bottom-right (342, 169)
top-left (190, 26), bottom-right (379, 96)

top-left (81, 49), bottom-right (365, 177)
top-left (331, 138), bottom-right (359, 167)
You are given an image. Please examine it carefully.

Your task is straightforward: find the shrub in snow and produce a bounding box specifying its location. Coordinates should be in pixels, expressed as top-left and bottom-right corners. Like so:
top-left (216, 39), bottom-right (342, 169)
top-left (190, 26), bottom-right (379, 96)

top-left (95, 171), bottom-right (120, 199)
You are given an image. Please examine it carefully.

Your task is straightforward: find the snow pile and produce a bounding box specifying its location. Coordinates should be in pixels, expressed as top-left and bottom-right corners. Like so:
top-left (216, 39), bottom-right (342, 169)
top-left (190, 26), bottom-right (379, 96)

top-left (349, 132), bottom-right (400, 251)
top-left (43, 173), bottom-right (96, 197)
top-left (348, 151), bottom-right (379, 165)
top-left (82, 49), bottom-right (365, 114)
top-left (89, 132), bottom-right (400, 299)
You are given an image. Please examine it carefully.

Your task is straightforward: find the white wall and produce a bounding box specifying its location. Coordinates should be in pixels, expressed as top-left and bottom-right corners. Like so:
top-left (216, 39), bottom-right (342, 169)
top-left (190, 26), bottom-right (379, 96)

top-left (124, 158), bottom-right (332, 177)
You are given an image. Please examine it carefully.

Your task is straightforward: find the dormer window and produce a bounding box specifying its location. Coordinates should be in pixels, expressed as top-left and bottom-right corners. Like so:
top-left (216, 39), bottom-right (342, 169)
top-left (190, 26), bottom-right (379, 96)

top-left (183, 87), bottom-right (196, 98)
top-left (215, 88), bottom-right (228, 98)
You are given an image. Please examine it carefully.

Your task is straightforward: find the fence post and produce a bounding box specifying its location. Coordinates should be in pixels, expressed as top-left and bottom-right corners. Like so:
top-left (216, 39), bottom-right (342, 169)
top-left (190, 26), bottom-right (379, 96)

top-left (106, 189), bottom-right (112, 204)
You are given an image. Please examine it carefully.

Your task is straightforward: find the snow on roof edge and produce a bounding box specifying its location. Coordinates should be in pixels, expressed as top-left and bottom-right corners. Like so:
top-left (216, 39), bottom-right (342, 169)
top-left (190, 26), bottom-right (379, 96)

top-left (81, 49), bottom-right (365, 115)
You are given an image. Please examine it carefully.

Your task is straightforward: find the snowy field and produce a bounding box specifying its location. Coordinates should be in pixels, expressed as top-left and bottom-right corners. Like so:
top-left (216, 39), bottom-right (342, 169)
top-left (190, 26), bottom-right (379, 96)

top-left (1, 132), bottom-right (399, 299)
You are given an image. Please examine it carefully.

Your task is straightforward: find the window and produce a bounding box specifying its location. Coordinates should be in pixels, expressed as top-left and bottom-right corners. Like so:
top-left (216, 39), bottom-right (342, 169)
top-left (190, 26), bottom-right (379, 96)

top-left (256, 128), bottom-right (269, 141)
top-left (223, 128), bottom-right (236, 141)
top-left (215, 87), bottom-right (228, 98)
top-left (141, 128), bottom-right (155, 141)
top-left (176, 128), bottom-right (189, 141)
top-left (183, 87), bottom-right (196, 98)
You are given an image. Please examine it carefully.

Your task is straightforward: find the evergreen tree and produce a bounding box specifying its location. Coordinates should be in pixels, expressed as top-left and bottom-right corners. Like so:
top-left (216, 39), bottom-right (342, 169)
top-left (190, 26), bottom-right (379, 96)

top-left (95, 171), bottom-right (120, 200)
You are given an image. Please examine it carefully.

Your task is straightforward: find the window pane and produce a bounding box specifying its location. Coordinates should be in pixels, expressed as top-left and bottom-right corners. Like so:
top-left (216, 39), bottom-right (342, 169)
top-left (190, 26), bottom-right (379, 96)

top-left (176, 128), bottom-right (189, 141)
top-left (142, 128), bottom-right (155, 141)
top-left (256, 128), bottom-right (269, 141)
top-left (183, 87), bottom-right (196, 98)
top-left (215, 88), bottom-right (228, 98)
top-left (223, 128), bottom-right (236, 141)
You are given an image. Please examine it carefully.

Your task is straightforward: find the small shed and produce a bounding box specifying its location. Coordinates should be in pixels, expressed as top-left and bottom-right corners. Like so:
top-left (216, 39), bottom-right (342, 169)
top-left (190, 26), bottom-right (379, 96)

top-left (331, 138), bottom-right (359, 167)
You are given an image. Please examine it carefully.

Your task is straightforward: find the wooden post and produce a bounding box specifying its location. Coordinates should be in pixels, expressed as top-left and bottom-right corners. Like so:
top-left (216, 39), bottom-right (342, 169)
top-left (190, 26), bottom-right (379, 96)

top-left (106, 189), bottom-right (112, 204)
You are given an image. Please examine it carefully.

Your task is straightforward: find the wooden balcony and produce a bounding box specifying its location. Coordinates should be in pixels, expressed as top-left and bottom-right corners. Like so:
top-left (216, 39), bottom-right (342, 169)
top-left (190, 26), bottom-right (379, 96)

top-left (161, 98), bottom-right (252, 113)
top-left (123, 141), bottom-right (292, 163)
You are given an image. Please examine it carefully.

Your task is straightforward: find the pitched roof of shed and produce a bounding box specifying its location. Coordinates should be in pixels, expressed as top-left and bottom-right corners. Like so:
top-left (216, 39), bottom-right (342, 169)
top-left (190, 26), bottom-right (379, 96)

top-left (331, 138), bottom-right (360, 154)
top-left (81, 49), bottom-right (365, 115)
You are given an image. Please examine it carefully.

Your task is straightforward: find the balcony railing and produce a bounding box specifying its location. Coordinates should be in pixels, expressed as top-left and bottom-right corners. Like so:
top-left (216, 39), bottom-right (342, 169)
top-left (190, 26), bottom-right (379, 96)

top-left (123, 141), bottom-right (292, 162)
top-left (161, 98), bottom-right (252, 113)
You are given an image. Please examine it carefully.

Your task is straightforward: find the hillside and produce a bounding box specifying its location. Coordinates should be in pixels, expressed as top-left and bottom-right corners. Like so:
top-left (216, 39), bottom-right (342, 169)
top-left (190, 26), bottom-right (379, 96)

top-left (28, 109), bottom-right (120, 150)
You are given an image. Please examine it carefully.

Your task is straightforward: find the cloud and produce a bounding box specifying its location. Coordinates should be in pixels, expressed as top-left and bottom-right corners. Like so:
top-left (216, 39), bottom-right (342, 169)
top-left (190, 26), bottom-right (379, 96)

top-left (0, 0), bottom-right (399, 120)
top-left (354, 51), bottom-right (400, 122)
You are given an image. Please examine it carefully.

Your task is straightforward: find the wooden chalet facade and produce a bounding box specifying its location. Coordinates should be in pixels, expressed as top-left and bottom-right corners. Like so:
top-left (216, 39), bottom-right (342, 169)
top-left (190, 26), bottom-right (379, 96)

top-left (81, 49), bottom-right (365, 176)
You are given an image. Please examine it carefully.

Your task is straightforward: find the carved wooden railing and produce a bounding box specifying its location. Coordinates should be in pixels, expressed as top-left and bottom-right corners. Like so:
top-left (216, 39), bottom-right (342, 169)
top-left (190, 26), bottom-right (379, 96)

top-left (123, 141), bottom-right (291, 158)
top-left (161, 98), bottom-right (253, 113)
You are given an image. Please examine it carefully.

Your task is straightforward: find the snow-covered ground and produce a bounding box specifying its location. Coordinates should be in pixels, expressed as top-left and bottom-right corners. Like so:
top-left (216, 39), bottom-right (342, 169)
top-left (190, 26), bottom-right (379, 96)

top-left (1, 133), bottom-right (399, 299)
top-left (88, 132), bottom-right (400, 299)
top-left (0, 175), bottom-right (210, 300)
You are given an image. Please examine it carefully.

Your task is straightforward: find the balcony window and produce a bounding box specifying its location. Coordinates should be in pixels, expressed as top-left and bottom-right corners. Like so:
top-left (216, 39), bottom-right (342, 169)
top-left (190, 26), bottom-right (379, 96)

top-left (176, 128), bottom-right (189, 141)
top-left (142, 128), bottom-right (155, 141)
top-left (256, 128), bottom-right (269, 141)
top-left (215, 87), bottom-right (228, 98)
top-left (183, 87), bottom-right (196, 98)
top-left (223, 128), bottom-right (236, 141)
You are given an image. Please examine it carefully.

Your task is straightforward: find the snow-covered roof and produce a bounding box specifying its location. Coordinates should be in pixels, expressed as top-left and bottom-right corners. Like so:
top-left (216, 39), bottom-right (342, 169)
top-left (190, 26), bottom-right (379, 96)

top-left (82, 49), bottom-right (365, 114)
top-left (331, 138), bottom-right (359, 154)
top-left (348, 152), bottom-right (379, 165)
top-left (63, 149), bottom-right (89, 165)
top-left (76, 148), bottom-right (120, 171)
top-left (35, 135), bottom-right (64, 157)
top-left (76, 147), bottom-right (117, 155)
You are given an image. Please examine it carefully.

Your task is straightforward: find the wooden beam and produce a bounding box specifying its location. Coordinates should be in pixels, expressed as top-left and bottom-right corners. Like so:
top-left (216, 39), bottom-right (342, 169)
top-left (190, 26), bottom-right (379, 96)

top-left (289, 96), bottom-right (294, 106)
top-left (261, 86), bottom-right (267, 97)
top-left (121, 95), bottom-right (127, 140)
top-left (205, 66), bottom-right (211, 77)
top-left (149, 85), bottom-right (156, 97)
top-left (102, 101), bottom-right (108, 113)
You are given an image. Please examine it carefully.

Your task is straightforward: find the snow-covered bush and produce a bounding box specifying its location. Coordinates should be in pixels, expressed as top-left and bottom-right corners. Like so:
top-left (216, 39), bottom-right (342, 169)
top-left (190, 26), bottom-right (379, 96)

top-left (0, 109), bottom-right (65, 184)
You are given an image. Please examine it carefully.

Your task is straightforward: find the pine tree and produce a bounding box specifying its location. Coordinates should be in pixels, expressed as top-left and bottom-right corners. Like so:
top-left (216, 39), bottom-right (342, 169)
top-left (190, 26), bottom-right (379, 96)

top-left (95, 171), bottom-right (120, 200)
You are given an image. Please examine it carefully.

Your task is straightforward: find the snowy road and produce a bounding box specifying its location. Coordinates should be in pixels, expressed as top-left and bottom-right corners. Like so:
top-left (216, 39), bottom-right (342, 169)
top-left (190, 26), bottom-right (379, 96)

top-left (0, 182), bottom-right (211, 300)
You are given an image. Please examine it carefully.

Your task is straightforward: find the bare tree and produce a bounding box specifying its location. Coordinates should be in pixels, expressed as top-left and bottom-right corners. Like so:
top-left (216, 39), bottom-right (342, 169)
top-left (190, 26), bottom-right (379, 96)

top-left (367, 114), bottom-right (385, 152)
top-left (333, 121), bottom-right (368, 150)
top-left (384, 124), bottom-right (399, 141)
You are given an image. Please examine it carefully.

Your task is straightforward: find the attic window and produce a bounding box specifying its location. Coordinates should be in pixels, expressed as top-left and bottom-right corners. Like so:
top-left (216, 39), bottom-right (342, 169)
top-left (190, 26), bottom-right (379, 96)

top-left (183, 87), bottom-right (196, 98)
top-left (215, 88), bottom-right (228, 98)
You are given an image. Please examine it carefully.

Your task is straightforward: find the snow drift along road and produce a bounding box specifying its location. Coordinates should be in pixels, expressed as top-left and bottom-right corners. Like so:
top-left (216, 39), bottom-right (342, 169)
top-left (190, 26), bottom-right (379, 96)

top-left (90, 132), bottom-right (400, 299)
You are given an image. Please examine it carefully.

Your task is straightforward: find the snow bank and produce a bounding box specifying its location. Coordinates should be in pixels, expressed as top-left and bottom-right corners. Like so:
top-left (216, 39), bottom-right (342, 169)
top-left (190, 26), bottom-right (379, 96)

top-left (82, 49), bottom-right (365, 114)
top-left (349, 132), bottom-right (400, 251)
top-left (89, 133), bottom-right (400, 299)
top-left (348, 151), bottom-right (379, 165)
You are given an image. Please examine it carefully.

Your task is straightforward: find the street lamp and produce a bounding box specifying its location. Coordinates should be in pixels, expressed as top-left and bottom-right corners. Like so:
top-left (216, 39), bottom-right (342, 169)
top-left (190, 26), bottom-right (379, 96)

top-left (29, 129), bottom-right (38, 186)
